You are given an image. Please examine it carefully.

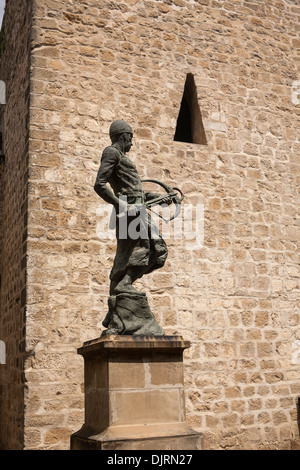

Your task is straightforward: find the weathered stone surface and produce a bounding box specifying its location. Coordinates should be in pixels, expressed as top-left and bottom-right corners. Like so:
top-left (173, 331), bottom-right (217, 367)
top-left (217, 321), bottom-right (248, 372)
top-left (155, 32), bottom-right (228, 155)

top-left (0, 0), bottom-right (31, 450)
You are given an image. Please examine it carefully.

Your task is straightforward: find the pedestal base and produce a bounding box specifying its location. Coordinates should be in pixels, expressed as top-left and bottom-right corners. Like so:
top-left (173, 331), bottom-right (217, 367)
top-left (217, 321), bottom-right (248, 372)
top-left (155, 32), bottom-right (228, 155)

top-left (71, 424), bottom-right (201, 450)
top-left (70, 335), bottom-right (202, 450)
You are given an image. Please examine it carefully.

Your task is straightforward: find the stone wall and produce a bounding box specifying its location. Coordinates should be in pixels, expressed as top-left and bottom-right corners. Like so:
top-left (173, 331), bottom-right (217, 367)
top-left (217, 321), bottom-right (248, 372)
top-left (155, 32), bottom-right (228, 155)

top-left (0, 0), bottom-right (32, 450)
top-left (0, 0), bottom-right (299, 450)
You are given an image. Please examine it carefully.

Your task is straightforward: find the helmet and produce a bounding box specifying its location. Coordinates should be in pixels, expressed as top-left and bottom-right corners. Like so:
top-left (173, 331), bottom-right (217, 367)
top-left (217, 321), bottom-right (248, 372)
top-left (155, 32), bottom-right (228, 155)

top-left (109, 119), bottom-right (133, 139)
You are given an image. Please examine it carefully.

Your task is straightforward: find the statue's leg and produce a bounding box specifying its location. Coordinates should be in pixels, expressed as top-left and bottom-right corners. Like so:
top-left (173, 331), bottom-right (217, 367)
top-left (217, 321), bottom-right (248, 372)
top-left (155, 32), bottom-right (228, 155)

top-left (109, 279), bottom-right (118, 296)
top-left (102, 267), bottom-right (146, 329)
top-left (113, 267), bottom-right (147, 294)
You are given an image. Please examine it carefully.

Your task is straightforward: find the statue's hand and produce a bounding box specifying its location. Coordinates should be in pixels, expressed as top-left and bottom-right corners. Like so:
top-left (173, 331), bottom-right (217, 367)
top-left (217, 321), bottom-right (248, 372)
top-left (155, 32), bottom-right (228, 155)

top-left (116, 201), bottom-right (146, 220)
top-left (117, 199), bottom-right (128, 213)
top-left (127, 203), bottom-right (144, 216)
top-left (158, 195), bottom-right (173, 206)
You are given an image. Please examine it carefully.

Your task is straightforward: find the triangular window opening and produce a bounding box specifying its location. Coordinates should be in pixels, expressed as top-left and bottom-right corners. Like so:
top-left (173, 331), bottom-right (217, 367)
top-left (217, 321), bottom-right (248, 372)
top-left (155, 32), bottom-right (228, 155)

top-left (174, 73), bottom-right (207, 145)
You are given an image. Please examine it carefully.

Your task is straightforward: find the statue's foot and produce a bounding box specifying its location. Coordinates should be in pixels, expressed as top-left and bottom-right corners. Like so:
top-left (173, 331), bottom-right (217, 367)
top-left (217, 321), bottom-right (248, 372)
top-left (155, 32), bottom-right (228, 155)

top-left (103, 293), bottom-right (164, 336)
top-left (102, 311), bottom-right (111, 328)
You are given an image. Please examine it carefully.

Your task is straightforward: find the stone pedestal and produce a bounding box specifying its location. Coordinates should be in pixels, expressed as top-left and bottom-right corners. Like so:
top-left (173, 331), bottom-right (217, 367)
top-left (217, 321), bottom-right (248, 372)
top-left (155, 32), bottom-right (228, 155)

top-left (71, 335), bottom-right (202, 450)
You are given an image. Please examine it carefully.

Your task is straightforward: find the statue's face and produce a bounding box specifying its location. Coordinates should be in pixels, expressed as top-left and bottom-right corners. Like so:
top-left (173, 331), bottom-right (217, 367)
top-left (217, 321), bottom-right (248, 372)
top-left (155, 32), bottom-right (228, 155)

top-left (122, 132), bottom-right (133, 152)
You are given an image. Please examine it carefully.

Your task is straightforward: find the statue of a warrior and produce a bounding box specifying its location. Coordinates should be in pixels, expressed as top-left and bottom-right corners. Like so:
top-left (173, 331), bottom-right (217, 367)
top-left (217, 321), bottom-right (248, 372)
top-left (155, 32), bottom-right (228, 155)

top-left (94, 120), bottom-right (183, 336)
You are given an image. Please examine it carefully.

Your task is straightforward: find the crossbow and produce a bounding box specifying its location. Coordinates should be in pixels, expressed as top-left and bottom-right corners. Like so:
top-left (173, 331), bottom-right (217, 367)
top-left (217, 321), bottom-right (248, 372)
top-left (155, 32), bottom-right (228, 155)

top-left (142, 178), bottom-right (184, 222)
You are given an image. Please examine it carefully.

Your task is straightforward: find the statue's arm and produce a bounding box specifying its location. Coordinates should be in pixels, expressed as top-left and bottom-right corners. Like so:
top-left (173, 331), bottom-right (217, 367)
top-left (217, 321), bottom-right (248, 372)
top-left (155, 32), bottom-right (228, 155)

top-left (94, 148), bottom-right (121, 208)
top-left (144, 192), bottom-right (173, 206)
top-left (144, 192), bottom-right (160, 201)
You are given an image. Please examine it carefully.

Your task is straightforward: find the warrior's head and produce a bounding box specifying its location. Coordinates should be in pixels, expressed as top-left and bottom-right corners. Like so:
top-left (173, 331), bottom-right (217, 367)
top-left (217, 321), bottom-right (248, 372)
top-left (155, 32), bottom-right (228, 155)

top-left (109, 119), bottom-right (133, 153)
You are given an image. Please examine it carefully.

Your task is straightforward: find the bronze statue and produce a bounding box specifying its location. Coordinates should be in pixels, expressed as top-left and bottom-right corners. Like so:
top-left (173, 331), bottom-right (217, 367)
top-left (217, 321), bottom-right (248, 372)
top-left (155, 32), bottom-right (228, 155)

top-left (94, 120), bottom-right (183, 336)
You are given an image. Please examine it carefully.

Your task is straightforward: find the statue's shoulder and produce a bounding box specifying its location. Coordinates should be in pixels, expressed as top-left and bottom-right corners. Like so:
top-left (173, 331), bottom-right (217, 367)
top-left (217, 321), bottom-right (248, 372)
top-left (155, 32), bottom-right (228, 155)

top-left (101, 145), bottom-right (121, 163)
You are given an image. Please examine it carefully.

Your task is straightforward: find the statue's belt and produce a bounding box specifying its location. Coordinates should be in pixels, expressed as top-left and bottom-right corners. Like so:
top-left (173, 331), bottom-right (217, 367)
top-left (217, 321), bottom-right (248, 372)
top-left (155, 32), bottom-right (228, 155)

top-left (117, 191), bottom-right (144, 203)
